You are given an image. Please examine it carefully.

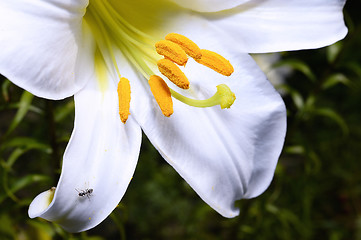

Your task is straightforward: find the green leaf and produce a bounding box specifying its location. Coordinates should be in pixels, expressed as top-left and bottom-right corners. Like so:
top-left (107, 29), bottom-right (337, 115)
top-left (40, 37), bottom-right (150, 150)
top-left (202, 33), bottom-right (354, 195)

top-left (0, 174), bottom-right (50, 204)
top-left (54, 100), bottom-right (74, 122)
top-left (3, 148), bottom-right (26, 170)
top-left (284, 145), bottom-right (305, 155)
top-left (5, 90), bottom-right (34, 135)
top-left (279, 85), bottom-right (304, 110)
top-left (0, 137), bottom-right (51, 153)
top-left (0, 102), bottom-right (43, 113)
top-left (1, 79), bottom-right (11, 102)
top-left (313, 108), bottom-right (349, 135)
top-left (272, 59), bottom-right (316, 82)
top-left (322, 73), bottom-right (350, 89)
top-left (10, 174), bottom-right (51, 196)
top-left (0, 214), bottom-right (15, 239)
top-left (345, 62), bottom-right (361, 80)
top-left (306, 150), bottom-right (322, 174)
top-left (27, 220), bottom-right (55, 240)
top-left (326, 42), bottom-right (343, 63)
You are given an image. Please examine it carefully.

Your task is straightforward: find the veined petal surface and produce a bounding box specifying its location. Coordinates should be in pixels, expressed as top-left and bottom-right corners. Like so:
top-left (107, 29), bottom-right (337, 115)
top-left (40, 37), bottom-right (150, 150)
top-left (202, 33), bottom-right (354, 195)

top-left (130, 34), bottom-right (286, 217)
top-left (0, 0), bottom-right (93, 99)
top-left (203, 0), bottom-right (347, 52)
top-left (114, 0), bottom-right (346, 54)
top-left (169, 0), bottom-right (248, 12)
top-left (29, 71), bottom-right (142, 232)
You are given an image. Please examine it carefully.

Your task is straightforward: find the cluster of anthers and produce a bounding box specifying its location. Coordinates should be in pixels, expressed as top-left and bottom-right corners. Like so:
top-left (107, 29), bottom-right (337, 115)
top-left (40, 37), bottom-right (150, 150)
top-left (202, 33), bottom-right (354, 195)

top-left (117, 33), bottom-right (236, 124)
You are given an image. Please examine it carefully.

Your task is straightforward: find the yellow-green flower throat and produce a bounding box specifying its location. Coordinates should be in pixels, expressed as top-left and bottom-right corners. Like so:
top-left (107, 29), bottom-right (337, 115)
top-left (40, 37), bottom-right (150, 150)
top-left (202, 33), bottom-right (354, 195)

top-left (84, 0), bottom-right (236, 123)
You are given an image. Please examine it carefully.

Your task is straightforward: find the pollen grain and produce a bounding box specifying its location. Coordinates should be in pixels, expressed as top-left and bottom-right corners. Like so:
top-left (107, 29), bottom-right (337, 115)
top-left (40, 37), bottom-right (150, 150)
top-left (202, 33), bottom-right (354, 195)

top-left (117, 77), bottom-right (131, 123)
top-left (165, 33), bottom-right (202, 60)
top-left (195, 49), bottom-right (234, 76)
top-left (155, 40), bottom-right (188, 66)
top-left (148, 75), bottom-right (173, 117)
top-left (157, 59), bottom-right (189, 89)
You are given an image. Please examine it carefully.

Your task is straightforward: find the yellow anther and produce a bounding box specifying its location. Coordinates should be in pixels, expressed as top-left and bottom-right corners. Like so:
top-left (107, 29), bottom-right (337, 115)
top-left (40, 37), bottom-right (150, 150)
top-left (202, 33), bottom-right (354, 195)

top-left (117, 77), bottom-right (131, 123)
top-left (157, 58), bottom-right (190, 89)
top-left (155, 40), bottom-right (188, 66)
top-left (195, 49), bottom-right (234, 76)
top-left (148, 75), bottom-right (173, 117)
top-left (165, 33), bottom-right (202, 60)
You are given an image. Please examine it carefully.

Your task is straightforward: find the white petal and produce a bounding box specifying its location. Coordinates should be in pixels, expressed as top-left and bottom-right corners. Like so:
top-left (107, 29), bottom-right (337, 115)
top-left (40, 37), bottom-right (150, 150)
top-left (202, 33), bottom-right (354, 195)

top-left (0, 0), bottom-right (94, 99)
top-left (28, 188), bottom-right (56, 218)
top-left (205, 0), bottom-right (348, 52)
top-left (28, 73), bottom-right (142, 232)
top-left (118, 0), bottom-right (346, 53)
top-left (130, 38), bottom-right (286, 217)
top-left (168, 0), bottom-right (247, 12)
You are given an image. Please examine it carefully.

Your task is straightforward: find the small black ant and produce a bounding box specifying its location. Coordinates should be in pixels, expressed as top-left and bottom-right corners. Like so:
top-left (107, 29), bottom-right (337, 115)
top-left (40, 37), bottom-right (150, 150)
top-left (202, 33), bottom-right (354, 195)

top-left (76, 188), bottom-right (93, 200)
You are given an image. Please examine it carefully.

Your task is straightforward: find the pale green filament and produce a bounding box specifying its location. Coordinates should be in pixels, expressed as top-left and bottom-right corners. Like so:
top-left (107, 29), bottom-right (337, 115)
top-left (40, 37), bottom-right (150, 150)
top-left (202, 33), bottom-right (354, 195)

top-left (94, 49), bottom-right (109, 93)
top-left (170, 84), bottom-right (236, 109)
top-left (84, 0), bottom-right (158, 81)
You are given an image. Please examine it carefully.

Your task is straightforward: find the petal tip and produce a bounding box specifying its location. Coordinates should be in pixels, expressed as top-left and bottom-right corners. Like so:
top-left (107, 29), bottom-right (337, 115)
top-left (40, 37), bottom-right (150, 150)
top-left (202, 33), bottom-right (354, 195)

top-left (28, 187), bottom-right (56, 218)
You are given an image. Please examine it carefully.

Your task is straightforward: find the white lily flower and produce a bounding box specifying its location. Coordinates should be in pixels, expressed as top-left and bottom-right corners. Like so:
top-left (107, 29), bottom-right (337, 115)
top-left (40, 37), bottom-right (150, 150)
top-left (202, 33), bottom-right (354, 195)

top-left (0, 0), bottom-right (347, 233)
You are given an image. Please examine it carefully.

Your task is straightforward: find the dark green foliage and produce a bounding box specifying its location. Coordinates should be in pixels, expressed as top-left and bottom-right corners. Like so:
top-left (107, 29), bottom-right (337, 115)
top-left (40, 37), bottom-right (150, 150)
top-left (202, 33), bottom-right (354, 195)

top-left (1, 1), bottom-right (360, 239)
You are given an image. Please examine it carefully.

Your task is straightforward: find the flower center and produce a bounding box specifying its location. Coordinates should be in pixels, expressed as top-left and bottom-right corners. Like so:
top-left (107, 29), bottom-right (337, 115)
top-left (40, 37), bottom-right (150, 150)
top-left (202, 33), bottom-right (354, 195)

top-left (84, 0), bottom-right (236, 123)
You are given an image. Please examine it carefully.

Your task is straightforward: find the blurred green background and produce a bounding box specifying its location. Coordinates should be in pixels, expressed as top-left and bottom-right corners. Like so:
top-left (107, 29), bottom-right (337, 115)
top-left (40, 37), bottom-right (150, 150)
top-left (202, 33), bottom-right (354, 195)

top-left (1, 1), bottom-right (360, 239)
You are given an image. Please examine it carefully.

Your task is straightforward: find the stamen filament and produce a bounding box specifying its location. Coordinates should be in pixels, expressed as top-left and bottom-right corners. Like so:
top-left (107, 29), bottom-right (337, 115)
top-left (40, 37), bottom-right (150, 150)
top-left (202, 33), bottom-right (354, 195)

top-left (102, 0), bottom-right (157, 41)
top-left (116, 39), bottom-right (153, 79)
top-left (97, 0), bottom-right (154, 48)
top-left (170, 84), bottom-right (236, 109)
top-left (87, 0), bottom-right (159, 82)
top-left (86, 9), bottom-right (121, 78)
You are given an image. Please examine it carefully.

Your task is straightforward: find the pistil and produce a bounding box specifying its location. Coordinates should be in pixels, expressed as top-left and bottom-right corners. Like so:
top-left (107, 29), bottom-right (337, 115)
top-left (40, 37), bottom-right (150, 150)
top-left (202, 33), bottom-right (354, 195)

top-left (170, 84), bottom-right (236, 109)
